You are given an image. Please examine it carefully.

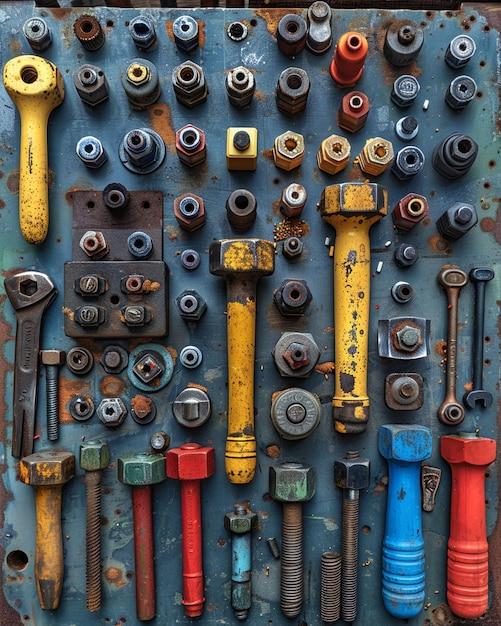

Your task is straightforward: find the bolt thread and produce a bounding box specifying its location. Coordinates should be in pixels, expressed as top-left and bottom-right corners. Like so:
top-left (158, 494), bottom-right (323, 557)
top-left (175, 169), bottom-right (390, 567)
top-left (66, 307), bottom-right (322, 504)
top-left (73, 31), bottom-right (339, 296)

top-left (320, 551), bottom-right (341, 623)
top-left (281, 502), bottom-right (303, 618)
top-left (342, 495), bottom-right (360, 622)
top-left (85, 471), bottom-right (103, 612)
top-left (45, 367), bottom-right (59, 441)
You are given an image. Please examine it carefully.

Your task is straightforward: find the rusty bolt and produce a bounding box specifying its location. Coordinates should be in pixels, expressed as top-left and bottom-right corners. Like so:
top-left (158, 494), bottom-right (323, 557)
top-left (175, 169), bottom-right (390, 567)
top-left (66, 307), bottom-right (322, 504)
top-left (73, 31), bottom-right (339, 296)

top-left (392, 192), bottom-right (429, 231)
top-left (338, 91), bottom-right (370, 133)
top-left (79, 230), bottom-right (108, 260)
top-left (276, 67), bottom-right (310, 116)
top-left (273, 332), bottom-right (320, 378)
top-left (317, 134), bottom-right (351, 175)
top-left (174, 193), bottom-right (205, 231)
top-left (274, 278), bottom-right (312, 316)
top-left (172, 61), bottom-right (208, 108)
top-left (273, 130), bottom-right (305, 171)
top-left (284, 342), bottom-right (310, 370)
top-left (396, 325), bottom-right (422, 352)
top-left (282, 236), bottom-right (303, 259)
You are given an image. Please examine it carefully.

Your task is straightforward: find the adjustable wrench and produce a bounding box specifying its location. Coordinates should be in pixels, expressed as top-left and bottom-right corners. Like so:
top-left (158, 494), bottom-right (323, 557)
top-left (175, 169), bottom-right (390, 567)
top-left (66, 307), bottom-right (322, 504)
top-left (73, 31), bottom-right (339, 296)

top-left (4, 271), bottom-right (57, 457)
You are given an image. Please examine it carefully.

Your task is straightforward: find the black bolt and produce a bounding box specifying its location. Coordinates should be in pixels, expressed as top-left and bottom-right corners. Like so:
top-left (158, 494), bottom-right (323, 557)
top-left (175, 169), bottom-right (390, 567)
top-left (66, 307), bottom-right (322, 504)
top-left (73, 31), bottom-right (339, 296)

top-left (40, 350), bottom-right (66, 441)
top-left (233, 131), bottom-right (250, 151)
top-left (394, 243), bottom-right (419, 268)
top-left (401, 116), bottom-right (418, 134)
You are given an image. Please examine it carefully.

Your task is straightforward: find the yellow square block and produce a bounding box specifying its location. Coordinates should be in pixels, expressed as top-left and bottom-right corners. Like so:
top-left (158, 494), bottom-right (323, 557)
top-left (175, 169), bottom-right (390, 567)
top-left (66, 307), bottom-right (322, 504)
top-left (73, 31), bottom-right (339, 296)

top-left (226, 127), bottom-right (258, 171)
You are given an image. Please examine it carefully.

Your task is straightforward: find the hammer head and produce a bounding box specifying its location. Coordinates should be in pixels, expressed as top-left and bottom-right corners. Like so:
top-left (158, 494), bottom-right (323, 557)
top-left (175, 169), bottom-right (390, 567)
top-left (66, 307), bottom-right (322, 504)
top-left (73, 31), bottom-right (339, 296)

top-left (320, 182), bottom-right (388, 227)
top-left (441, 433), bottom-right (496, 466)
top-left (3, 55), bottom-right (65, 112)
top-left (118, 452), bottom-right (166, 486)
top-left (379, 424), bottom-right (432, 463)
top-left (20, 451), bottom-right (75, 486)
top-left (334, 451), bottom-right (370, 490)
top-left (166, 443), bottom-right (215, 481)
top-left (80, 440), bottom-right (110, 472)
top-left (209, 238), bottom-right (275, 279)
top-left (269, 462), bottom-right (316, 502)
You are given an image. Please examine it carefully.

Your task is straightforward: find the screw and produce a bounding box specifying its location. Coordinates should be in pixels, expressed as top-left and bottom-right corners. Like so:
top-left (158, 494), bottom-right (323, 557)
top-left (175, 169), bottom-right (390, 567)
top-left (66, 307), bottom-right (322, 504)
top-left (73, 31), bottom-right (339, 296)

top-left (40, 350), bottom-right (66, 441)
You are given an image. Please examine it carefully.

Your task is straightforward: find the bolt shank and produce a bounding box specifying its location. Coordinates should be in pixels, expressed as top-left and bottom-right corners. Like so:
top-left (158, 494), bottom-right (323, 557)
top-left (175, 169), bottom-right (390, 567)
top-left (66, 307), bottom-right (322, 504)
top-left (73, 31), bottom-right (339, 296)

top-left (281, 502), bottom-right (303, 618)
top-left (132, 485), bottom-right (155, 621)
top-left (85, 470), bottom-right (102, 612)
top-left (180, 479), bottom-right (204, 617)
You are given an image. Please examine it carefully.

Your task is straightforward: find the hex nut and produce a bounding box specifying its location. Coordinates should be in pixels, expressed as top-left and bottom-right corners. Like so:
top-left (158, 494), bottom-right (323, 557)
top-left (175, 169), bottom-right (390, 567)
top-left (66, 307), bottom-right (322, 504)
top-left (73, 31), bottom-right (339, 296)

top-left (100, 346), bottom-right (128, 374)
top-left (394, 244), bottom-right (419, 269)
top-left (273, 130), bottom-right (305, 171)
top-left (334, 452), bottom-right (370, 490)
top-left (121, 58), bottom-right (160, 108)
top-left (129, 15), bottom-right (157, 50)
top-left (396, 325), bottom-right (422, 352)
top-left (276, 14), bottom-right (307, 56)
top-left (76, 136), bottom-right (107, 169)
top-left (282, 236), bottom-right (303, 259)
top-left (97, 398), bottom-right (127, 427)
top-left (119, 128), bottom-right (166, 175)
top-left (175, 125), bottom-right (207, 167)
top-left (338, 91), bottom-right (370, 133)
top-left (272, 331), bottom-right (320, 378)
top-left (79, 230), bottom-right (109, 260)
top-left (118, 452), bottom-right (166, 486)
top-left (74, 64), bottom-right (109, 106)
top-left (176, 289), bottom-right (207, 321)
top-left (226, 189), bottom-right (257, 231)
top-left (226, 66), bottom-right (255, 107)
top-left (274, 279), bottom-right (312, 316)
top-left (20, 451), bottom-right (75, 486)
top-left (166, 444), bottom-right (215, 480)
top-left (276, 67), bottom-right (310, 116)
top-left (317, 134), bottom-right (351, 174)
top-left (80, 440), bottom-right (110, 472)
top-left (392, 192), bottom-right (429, 231)
top-left (173, 15), bottom-right (199, 52)
top-left (269, 462), bottom-right (316, 502)
top-left (359, 137), bottom-right (394, 176)
top-left (436, 201), bottom-right (478, 240)
top-left (224, 506), bottom-right (258, 534)
top-left (280, 183), bottom-right (307, 218)
top-left (174, 193), bottom-right (205, 231)
top-left (172, 60), bottom-right (208, 108)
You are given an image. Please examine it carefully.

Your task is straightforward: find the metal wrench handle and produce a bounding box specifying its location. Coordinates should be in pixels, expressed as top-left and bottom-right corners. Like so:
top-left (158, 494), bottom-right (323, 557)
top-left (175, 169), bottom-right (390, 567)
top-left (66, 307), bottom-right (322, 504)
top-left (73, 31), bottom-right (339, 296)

top-left (4, 271), bottom-right (57, 457)
top-left (437, 266), bottom-right (468, 426)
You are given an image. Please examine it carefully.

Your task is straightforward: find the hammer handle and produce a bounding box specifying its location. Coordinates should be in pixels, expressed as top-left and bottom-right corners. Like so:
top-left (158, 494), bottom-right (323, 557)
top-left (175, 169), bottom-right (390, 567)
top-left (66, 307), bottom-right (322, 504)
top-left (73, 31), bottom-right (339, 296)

top-left (34, 484), bottom-right (65, 610)
top-left (225, 282), bottom-right (257, 483)
top-left (180, 479), bottom-right (204, 617)
top-left (132, 485), bottom-right (156, 621)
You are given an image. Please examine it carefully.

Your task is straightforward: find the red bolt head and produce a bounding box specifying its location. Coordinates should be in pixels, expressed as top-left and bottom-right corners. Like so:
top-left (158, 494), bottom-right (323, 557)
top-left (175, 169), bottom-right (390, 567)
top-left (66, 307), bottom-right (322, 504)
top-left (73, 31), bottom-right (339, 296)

top-left (166, 443), bottom-right (215, 480)
top-left (440, 434), bottom-right (496, 466)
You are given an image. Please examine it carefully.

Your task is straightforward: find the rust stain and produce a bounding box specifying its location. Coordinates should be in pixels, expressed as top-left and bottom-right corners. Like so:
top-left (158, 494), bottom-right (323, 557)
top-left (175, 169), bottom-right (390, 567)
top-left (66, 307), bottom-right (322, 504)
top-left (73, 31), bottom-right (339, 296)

top-left (166, 346), bottom-right (178, 363)
top-left (104, 566), bottom-right (127, 588)
top-left (255, 9), bottom-right (301, 38)
top-left (6, 171), bottom-right (19, 195)
top-left (261, 148), bottom-right (274, 163)
top-left (0, 200), bottom-right (5, 209)
top-left (428, 234), bottom-right (452, 254)
top-left (99, 376), bottom-right (126, 397)
top-left (187, 382), bottom-right (209, 393)
top-left (481, 205), bottom-right (501, 245)
top-left (60, 377), bottom-right (91, 424)
top-left (148, 103), bottom-right (176, 156)
top-left (130, 395), bottom-right (153, 415)
top-left (8, 39), bottom-right (22, 56)
top-left (435, 340), bottom-right (447, 356)
top-left (48, 8), bottom-right (72, 19)
top-left (254, 89), bottom-right (267, 102)
top-left (142, 280), bottom-right (160, 293)
top-left (266, 444), bottom-right (281, 459)
top-left (316, 361), bottom-right (335, 375)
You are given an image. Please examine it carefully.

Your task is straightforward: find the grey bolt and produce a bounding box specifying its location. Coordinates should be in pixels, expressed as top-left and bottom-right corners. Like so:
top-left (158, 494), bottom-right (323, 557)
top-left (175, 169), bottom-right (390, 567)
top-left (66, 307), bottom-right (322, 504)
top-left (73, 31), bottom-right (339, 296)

top-left (40, 349), bottom-right (66, 441)
top-left (396, 325), bottom-right (421, 351)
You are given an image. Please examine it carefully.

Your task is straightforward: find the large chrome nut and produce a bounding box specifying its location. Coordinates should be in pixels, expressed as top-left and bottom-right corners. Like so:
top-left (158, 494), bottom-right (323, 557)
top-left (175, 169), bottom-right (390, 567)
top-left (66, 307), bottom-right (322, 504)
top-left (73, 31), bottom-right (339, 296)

top-left (172, 60), bottom-right (208, 108)
top-left (97, 398), bottom-right (127, 427)
top-left (273, 130), bottom-right (305, 171)
top-left (317, 134), bottom-right (351, 175)
top-left (269, 462), bottom-right (316, 502)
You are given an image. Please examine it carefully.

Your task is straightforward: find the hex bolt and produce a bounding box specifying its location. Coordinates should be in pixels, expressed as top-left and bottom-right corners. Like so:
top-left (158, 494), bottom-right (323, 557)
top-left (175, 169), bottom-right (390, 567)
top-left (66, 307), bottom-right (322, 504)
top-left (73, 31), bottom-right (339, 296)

top-left (176, 290), bottom-right (207, 321)
top-left (210, 239), bottom-right (274, 483)
top-left (172, 61), bottom-right (208, 108)
top-left (79, 441), bottom-right (109, 612)
top-left (166, 444), bottom-right (215, 617)
top-left (445, 34), bottom-right (476, 68)
top-left (19, 451), bottom-right (75, 610)
top-left (149, 431), bottom-right (170, 452)
top-left (334, 451), bottom-right (369, 622)
top-left (392, 192), bottom-right (429, 231)
top-left (224, 503), bottom-right (258, 620)
top-left (100, 345), bottom-right (128, 374)
top-left (463, 268), bottom-right (494, 408)
top-left (173, 388), bottom-right (211, 428)
top-left (391, 75), bottom-right (420, 107)
top-left (396, 325), bottom-right (421, 351)
top-left (128, 15), bottom-right (157, 50)
top-left (384, 21), bottom-right (424, 66)
top-left (23, 18), bottom-right (52, 51)
top-left (282, 236), bottom-right (303, 259)
top-left (79, 230), bottom-right (109, 260)
top-left (445, 75), bottom-right (477, 110)
top-left (226, 189), bottom-right (257, 231)
top-left (338, 92), bottom-right (370, 133)
top-left (273, 332), bottom-right (320, 378)
top-left (274, 278), bottom-right (312, 316)
top-left (441, 433), bottom-right (496, 619)
top-left (119, 128), bottom-right (165, 175)
top-left (226, 67), bottom-right (255, 108)
top-left (118, 453), bottom-right (166, 621)
top-left (437, 266), bottom-right (468, 425)
top-left (280, 183), bottom-right (307, 218)
top-left (269, 462), bottom-right (316, 618)
top-left (76, 136), bottom-right (107, 169)
top-left (436, 201), bottom-right (478, 240)
top-left (276, 14), bottom-right (307, 56)
top-left (40, 349), bottom-right (66, 441)
top-left (379, 424), bottom-right (432, 619)
top-left (394, 243), bottom-right (418, 268)
top-left (391, 146), bottom-right (425, 180)
top-left (97, 398), bottom-right (127, 427)
top-left (276, 67), bottom-right (310, 116)
top-left (395, 115), bottom-right (418, 141)
top-left (66, 346), bottom-right (93, 375)
top-left (432, 133), bottom-right (478, 180)
top-left (74, 64), bottom-right (109, 107)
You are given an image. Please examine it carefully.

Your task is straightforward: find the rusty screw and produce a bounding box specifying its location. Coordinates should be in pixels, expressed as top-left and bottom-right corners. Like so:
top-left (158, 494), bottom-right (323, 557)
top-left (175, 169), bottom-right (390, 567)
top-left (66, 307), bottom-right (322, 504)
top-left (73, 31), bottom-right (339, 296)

top-left (40, 349), bottom-right (66, 441)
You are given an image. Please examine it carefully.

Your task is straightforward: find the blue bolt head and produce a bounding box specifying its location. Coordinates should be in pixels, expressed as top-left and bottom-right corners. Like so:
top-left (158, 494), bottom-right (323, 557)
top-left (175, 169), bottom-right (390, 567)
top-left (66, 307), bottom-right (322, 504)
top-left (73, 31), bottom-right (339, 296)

top-left (379, 424), bottom-right (432, 462)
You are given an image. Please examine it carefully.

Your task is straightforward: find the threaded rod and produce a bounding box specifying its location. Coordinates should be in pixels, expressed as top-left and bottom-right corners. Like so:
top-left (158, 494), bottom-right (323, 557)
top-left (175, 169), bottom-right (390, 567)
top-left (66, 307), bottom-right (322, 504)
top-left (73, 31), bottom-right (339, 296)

top-left (321, 551), bottom-right (341, 623)
top-left (281, 501), bottom-right (303, 618)
top-left (85, 470), bottom-right (103, 612)
top-left (342, 491), bottom-right (360, 622)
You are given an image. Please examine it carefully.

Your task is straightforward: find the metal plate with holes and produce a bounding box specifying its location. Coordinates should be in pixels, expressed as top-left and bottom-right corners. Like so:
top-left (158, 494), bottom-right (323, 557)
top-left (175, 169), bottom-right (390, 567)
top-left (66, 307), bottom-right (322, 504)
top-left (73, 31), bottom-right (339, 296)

top-left (0, 5), bottom-right (500, 626)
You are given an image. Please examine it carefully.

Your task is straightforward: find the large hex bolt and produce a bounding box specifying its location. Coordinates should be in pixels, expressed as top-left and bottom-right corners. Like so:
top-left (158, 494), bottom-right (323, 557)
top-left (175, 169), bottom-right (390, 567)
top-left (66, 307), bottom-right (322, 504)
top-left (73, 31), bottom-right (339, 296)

top-left (334, 451), bottom-right (369, 623)
top-left (379, 424), bottom-right (432, 619)
top-left (320, 182), bottom-right (388, 434)
top-left (80, 440), bottom-right (109, 612)
top-left (269, 462), bottom-right (316, 618)
top-left (40, 349), bottom-right (66, 441)
top-left (276, 67), bottom-right (310, 116)
top-left (224, 504), bottom-right (258, 620)
top-left (166, 444), bottom-right (215, 617)
top-left (73, 64), bottom-right (109, 106)
top-left (209, 239), bottom-right (275, 483)
top-left (441, 433), bottom-right (496, 619)
top-left (19, 451), bottom-right (75, 610)
top-left (118, 452), bottom-right (166, 621)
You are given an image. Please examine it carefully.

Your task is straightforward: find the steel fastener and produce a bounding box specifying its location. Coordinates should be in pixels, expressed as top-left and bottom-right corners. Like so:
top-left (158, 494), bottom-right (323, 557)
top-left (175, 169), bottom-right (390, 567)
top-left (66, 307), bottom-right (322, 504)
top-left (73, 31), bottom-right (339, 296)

top-left (172, 387), bottom-right (211, 428)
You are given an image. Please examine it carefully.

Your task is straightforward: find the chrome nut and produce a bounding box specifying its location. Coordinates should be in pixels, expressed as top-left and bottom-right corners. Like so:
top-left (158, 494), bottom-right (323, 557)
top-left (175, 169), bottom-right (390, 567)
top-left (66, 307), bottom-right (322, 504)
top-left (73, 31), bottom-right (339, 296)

top-left (273, 130), bottom-right (305, 171)
top-left (172, 60), bottom-right (208, 108)
top-left (97, 398), bottom-right (127, 427)
top-left (175, 125), bottom-right (207, 167)
top-left (276, 67), bottom-right (310, 116)
top-left (173, 15), bottom-right (199, 52)
top-left (79, 230), bottom-right (109, 260)
top-left (280, 183), bottom-right (307, 218)
top-left (358, 137), bottom-right (394, 176)
top-left (128, 15), bottom-right (157, 50)
top-left (174, 193), bottom-right (205, 231)
top-left (317, 134), bottom-right (351, 175)
top-left (76, 136), bottom-right (107, 169)
top-left (338, 91), bottom-right (370, 133)
top-left (226, 66), bottom-right (255, 108)
top-left (73, 64), bottom-right (109, 106)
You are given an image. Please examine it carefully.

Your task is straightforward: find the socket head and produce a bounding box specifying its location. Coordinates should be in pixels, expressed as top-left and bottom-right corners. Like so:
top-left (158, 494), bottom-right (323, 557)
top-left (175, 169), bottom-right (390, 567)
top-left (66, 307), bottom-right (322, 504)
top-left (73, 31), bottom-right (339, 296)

top-left (20, 451), bottom-right (75, 486)
top-left (440, 433), bottom-right (496, 466)
top-left (269, 462), bottom-right (316, 502)
top-left (118, 452), bottom-right (166, 486)
top-left (166, 443), bottom-right (215, 481)
top-left (334, 452), bottom-right (369, 490)
top-left (80, 440), bottom-right (110, 471)
top-left (379, 424), bottom-right (432, 463)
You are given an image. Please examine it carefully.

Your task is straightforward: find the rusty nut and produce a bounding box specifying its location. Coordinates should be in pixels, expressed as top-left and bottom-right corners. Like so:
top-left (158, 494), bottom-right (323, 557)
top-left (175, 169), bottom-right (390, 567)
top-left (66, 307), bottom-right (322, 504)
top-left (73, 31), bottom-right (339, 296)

top-left (274, 278), bottom-right (312, 316)
top-left (358, 137), bottom-right (394, 176)
top-left (174, 193), bottom-right (205, 231)
top-left (176, 124), bottom-right (206, 167)
top-left (79, 230), bottom-right (109, 260)
top-left (269, 462), bottom-right (316, 502)
top-left (392, 192), bottom-right (429, 231)
top-left (317, 134), bottom-right (351, 175)
top-left (273, 130), bottom-right (305, 171)
top-left (338, 91), bottom-right (370, 133)
top-left (226, 66), bottom-right (255, 108)
top-left (272, 331), bottom-right (320, 378)
top-left (280, 183), bottom-right (307, 218)
top-left (172, 60), bottom-right (208, 108)
top-left (97, 398), bottom-right (127, 427)
top-left (276, 67), bottom-right (310, 116)
top-left (282, 236), bottom-right (303, 259)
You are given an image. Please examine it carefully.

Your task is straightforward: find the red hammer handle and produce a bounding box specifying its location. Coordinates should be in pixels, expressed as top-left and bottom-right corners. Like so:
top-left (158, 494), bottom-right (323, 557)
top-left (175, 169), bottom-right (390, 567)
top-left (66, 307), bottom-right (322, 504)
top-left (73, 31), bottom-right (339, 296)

top-left (132, 485), bottom-right (156, 621)
top-left (441, 435), bottom-right (496, 619)
top-left (180, 479), bottom-right (205, 617)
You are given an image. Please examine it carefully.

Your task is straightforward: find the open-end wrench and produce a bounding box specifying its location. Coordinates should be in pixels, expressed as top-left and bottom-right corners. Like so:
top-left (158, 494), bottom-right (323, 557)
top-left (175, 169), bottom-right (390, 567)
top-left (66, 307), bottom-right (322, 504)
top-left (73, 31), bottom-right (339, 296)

top-left (463, 267), bottom-right (494, 409)
top-left (437, 266), bottom-right (468, 426)
top-left (4, 271), bottom-right (57, 457)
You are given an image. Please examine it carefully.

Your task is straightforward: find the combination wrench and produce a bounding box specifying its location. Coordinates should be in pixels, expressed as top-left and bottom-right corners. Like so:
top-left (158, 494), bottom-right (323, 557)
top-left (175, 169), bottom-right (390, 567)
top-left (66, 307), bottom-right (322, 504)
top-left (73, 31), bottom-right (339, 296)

top-left (437, 265), bottom-right (468, 426)
top-left (4, 271), bottom-right (57, 457)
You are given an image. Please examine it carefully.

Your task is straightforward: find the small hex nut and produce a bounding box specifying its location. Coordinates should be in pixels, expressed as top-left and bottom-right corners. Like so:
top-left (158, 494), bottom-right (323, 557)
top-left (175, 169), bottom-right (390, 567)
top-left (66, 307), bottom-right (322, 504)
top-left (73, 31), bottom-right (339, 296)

top-left (174, 193), bottom-right (205, 231)
top-left (274, 278), bottom-right (312, 316)
top-left (176, 289), bottom-right (207, 321)
top-left (175, 125), bottom-right (206, 167)
top-left (334, 454), bottom-right (369, 490)
top-left (282, 236), bottom-right (304, 259)
top-left (269, 462), bottom-right (316, 502)
top-left (224, 509), bottom-right (258, 534)
top-left (20, 451), bottom-right (75, 486)
top-left (74, 64), bottom-right (109, 106)
top-left (226, 66), bottom-right (255, 107)
top-left (392, 192), bottom-right (429, 231)
top-left (272, 332), bottom-right (320, 378)
top-left (172, 61), bottom-right (208, 108)
top-left (273, 131), bottom-right (305, 171)
top-left (97, 398), bottom-right (127, 427)
top-left (280, 183), bottom-right (307, 218)
top-left (118, 452), bottom-right (166, 486)
top-left (166, 444), bottom-right (215, 480)
top-left (80, 440), bottom-right (110, 472)
top-left (338, 91), bottom-right (370, 133)
top-left (79, 230), bottom-right (108, 260)
top-left (317, 134), bottom-right (351, 175)
top-left (396, 325), bottom-right (422, 352)
top-left (359, 137), bottom-right (394, 176)
top-left (40, 349), bottom-right (66, 366)
top-left (283, 342), bottom-right (310, 369)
